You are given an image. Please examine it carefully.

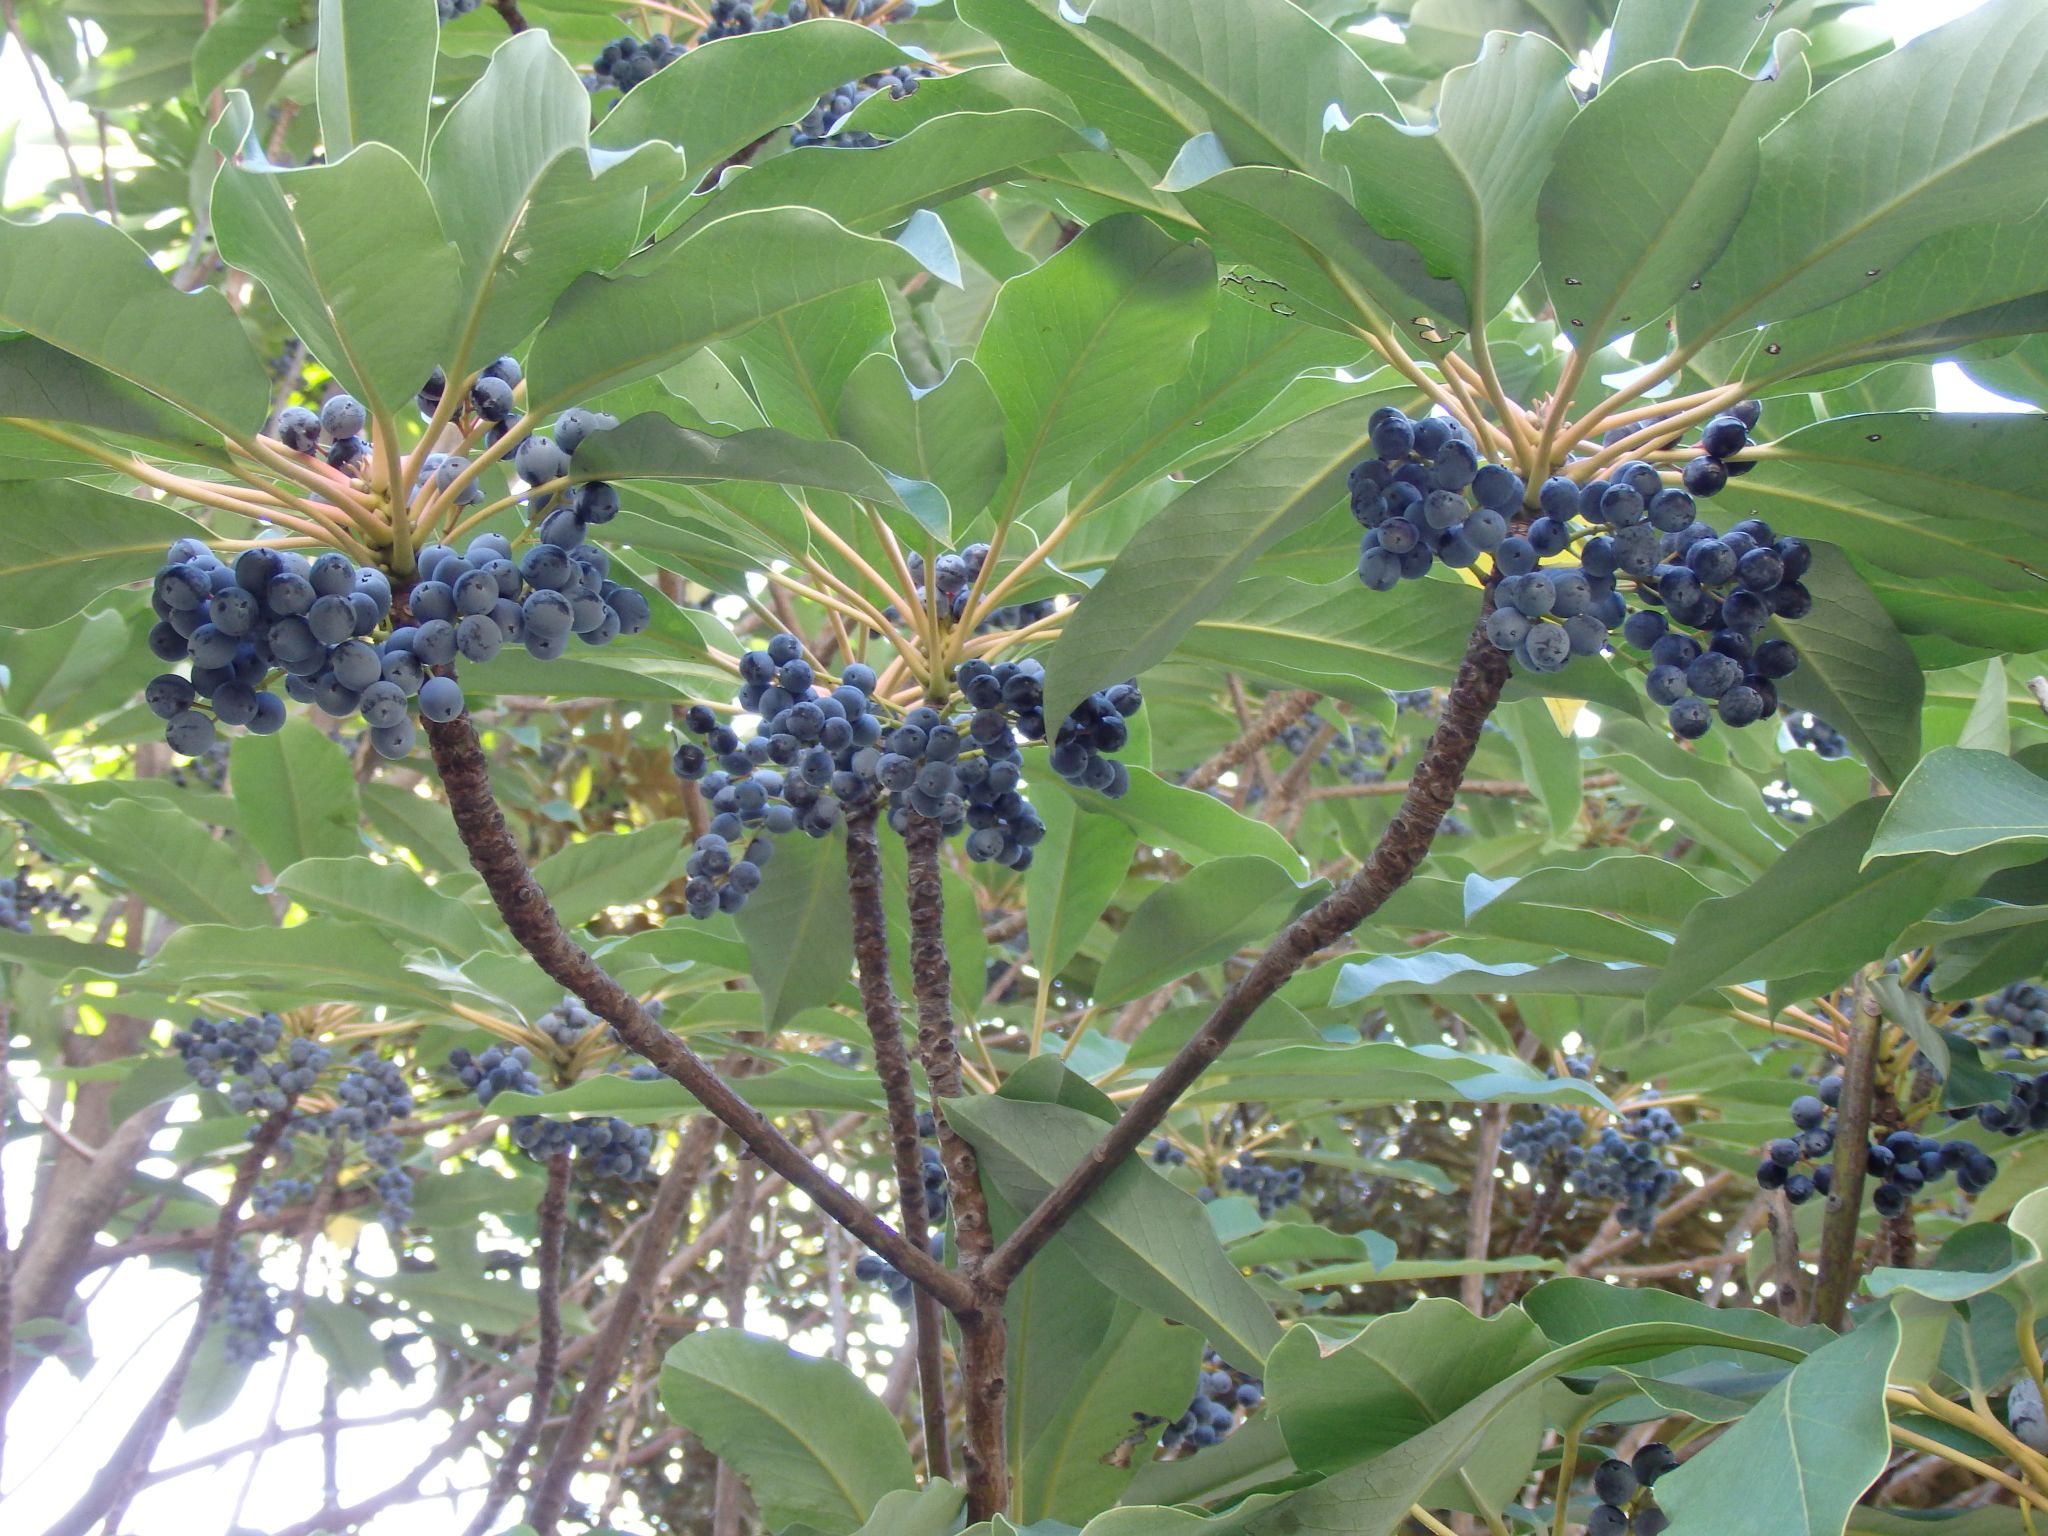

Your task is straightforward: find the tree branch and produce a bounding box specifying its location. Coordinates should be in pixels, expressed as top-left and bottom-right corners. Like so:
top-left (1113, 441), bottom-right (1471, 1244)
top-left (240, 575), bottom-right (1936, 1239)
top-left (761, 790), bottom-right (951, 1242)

top-left (418, 706), bottom-right (971, 1313)
top-left (489, 0), bottom-right (529, 29)
top-left (846, 809), bottom-right (952, 1481)
top-left (985, 615), bottom-right (1512, 1289)
top-left (1461, 1104), bottom-right (1506, 1314)
top-left (712, 1150), bottom-right (761, 1536)
top-left (526, 1115), bottom-right (724, 1532)
top-left (1182, 688), bottom-right (1321, 793)
top-left (463, 1147), bottom-right (571, 1536)
top-left (1813, 980), bottom-right (1881, 1331)
top-left (50, 1111), bottom-right (290, 1536)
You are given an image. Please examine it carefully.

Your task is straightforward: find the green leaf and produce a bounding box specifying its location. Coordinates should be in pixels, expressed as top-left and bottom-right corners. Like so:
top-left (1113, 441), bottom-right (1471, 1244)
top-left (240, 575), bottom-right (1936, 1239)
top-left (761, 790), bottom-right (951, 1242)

top-left (211, 112), bottom-right (461, 417)
top-left (1182, 1040), bottom-right (1611, 1113)
top-left (493, 1064), bottom-right (886, 1122)
top-left (848, 1481), bottom-right (968, 1536)
top-left (1866, 748), bottom-right (2048, 863)
top-left (1048, 762), bottom-right (1308, 875)
top-left (1079, 0), bottom-right (1398, 182)
top-left (1026, 787), bottom-right (1135, 977)
top-left (573, 414), bottom-right (900, 517)
top-left (594, 19), bottom-right (918, 169)
top-left (660, 1330), bottom-right (916, 1536)
top-left (1269, 1298), bottom-right (1549, 1510)
top-left (1325, 30), bottom-right (1577, 328)
top-left (194, 0), bottom-right (302, 99)
top-left (84, 797), bottom-right (271, 929)
top-left (427, 32), bottom-right (685, 379)
top-left (1771, 541), bottom-right (1924, 790)
top-left (143, 920), bottom-right (458, 1011)
top-left (0, 335), bottom-right (230, 462)
top-left (1658, 1308), bottom-right (1903, 1535)
top-left (1331, 951), bottom-right (1654, 1007)
top-left (273, 857), bottom-right (502, 959)
top-left (976, 214), bottom-right (1216, 525)
top-left (838, 355), bottom-right (1008, 522)
top-left (229, 721), bottom-right (360, 873)
top-left (729, 284), bottom-right (893, 441)
top-left (317, 0), bottom-right (436, 168)
top-left (532, 820), bottom-right (690, 931)
top-left (1040, 403), bottom-right (1375, 722)
top-left (0, 213), bottom-right (268, 433)
top-left (1501, 698), bottom-right (1581, 842)
top-left (1095, 857), bottom-right (1311, 1007)
top-left (946, 1093), bottom-right (1285, 1372)
top-left (1956, 656), bottom-right (2014, 755)
top-left (1648, 799), bottom-right (1999, 1022)
top-left (1538, 46), bottom-right (1807, 349)
top-left (734, 824), bottom-right (854, 1028)
top-left (1606, 0), bottom-right (1781, 74)
top-left (1681, 0), bottom-right (2048, 338)
top-left (527, 208), bottom-right (922, 412)
top-left (0, 477), bottom-right (209, 630)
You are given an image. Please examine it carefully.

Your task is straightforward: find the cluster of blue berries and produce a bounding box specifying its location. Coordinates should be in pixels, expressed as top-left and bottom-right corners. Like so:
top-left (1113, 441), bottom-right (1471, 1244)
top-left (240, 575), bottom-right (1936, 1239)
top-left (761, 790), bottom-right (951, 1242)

top-left (1218, 1158), bottom-right (1306, 1219)
top-left (448, 1044), bottom-right (652, 1184)
top-left (1975, 1068), bottom-right (2048, 1135)
top-left (272, 389), bottom-right (374, 475)
top-left (1279, 713), bottom-right (1390, 786)
top-left (590, 33), bottom-right (685, 92)
top-left (0, 866), bottom-right (83, 933)
top-left (853, 1231), bottom-right (945, 1305)
top-left (535, 995), bottom-right (605, 1050)
top-left (852, 1117), bottom-right (950, 1303)
top-left (221, 1251), bottom-right (285, 1364)
top-left (1786, 711), bottom-right (1847, 759)
top-left (793, 63), bottom-right (932, 147)
top-left (1974, 981), bottom-right (2048, 1051)
top-left (1583, 1446), bottom-right (1676, 1536)
top-left (1350, 409), bottom-right (1519, 592)
top-left (1505, 1104), bottom-right (1685, 1233)
top-left (1158, 1351), bottom-right (1262, 1456)
top-left (174, 1013), bottom-right (305, 1108)
top-left (294, 1052), bottom-right (417, 1228)
top-left (1756, 1082), bottom-right (1998, 1216)
top-left (887, 545), bottom-right (1057, 634)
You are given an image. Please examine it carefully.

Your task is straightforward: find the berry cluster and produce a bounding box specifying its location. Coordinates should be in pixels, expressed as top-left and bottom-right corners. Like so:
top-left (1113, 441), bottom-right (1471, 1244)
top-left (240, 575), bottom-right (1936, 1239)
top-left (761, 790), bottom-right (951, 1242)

top-left (297, 1052), bottom-right (418, 1227)
top-left (174, 1013), bottom-right (305, 1110)
top-left (0, 866), bottom-right (84, 933)
top-left (853, 1230), bottom-right (945, 1305)
top-left (1582, 1445), bottom-right (1676, 1536)
top-left (590, 33), bottom-right (684, 93)
top-left (1678, 403), bottom-right (1761, 499)
top-left (1149, 1138), bottom-right (1187, 1167)
top-left (1976, 981), bottom-right (2048, 1051)
top-left (1973, 1068), bottom-right (2048, 1135)
top-left (437, 0), bottom-right (479, 20)
top-left (1159, 1350), bottom-right (1262, 1455)
top-left (447, 1045), bottom-right (652, 1184)
top-left (1785, 710), bottom-right (1847, 759)
top-left (793, 64), bottom-right (932, 148)
top-left (535, 995), bottom-right (605, 1050)
top-left (1505, 1105), bottom-right (1684, 1233)
top-left (884, 545), bottom-right (1057, 634)
top-left (1755, 1083), bottom-right (1998, 1216)
top-left (273, 391), bottom-right (373, 475)
top-left (701, 0), bottom-right (911, 42)
top-left (220, 1251), bottom-right (285, 1364)
top-left (1350, 409), bottom-right (1520, 593)
top-left (673, 635), bottom-right (1143, 916)
top-left (1278, 713), bottom-right (1390, 786)
top-left (1218, 1158), bottom-right (1306, 1219)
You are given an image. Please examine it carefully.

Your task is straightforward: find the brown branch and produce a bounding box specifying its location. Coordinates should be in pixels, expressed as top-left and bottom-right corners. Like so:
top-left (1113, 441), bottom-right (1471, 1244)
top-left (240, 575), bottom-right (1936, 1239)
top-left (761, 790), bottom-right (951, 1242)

top-left (1813, 982), bottom-right (1880, 1331)
top-left (526, 1116), bottom-right (724, 1532)
top-left (1766, 1196), bottom-right (1807, 1324)
top-left (1568, 1171), bottom-right (1733, 1275)
top-left (83, 1186), bottom-right (377, 1268)
top-left (50, 1111), bottom-right (290, 1536)
top-left (1182, 688), bottom-right (1321, 792)
top-left (0, 1009), bottom-right (12, 1483)
top-left (489, 0), bottom-right (529, 30)
top-left (1306, 772), bottom-right (1620, 802)
top-left (846, 809), bottom-right (952, 1481)
top-left (712, 1151), bottom-right (761, 1536)
top-left (986, 613), bottom-right (1512, 1291)
top-left (463, 1148), bottom-right (571, 1536)
top-left (1461, 1104), bottom-right (1506, 1314)
top-left (1491, 1182), bottom-right (1563, 1310)
top-left (419, 706), bottom-right (970, 1312)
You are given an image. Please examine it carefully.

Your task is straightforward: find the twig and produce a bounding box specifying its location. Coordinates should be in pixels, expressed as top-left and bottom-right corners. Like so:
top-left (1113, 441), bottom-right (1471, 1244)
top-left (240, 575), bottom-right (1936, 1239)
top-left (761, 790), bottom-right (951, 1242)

top-left (986, 610), bottom-right (1512, 1289)
top-left (1765, 1196), bottom-right (1806, 1324)
top-left (1182, 690), bottom-right (1321, 792)
top-left (489, 0), bottom-right (529, 28)
top-left (1307, 772), bottom-right (1620, 801)
top-left (1461, 1104), bottom-right (1506, 1314)
top-left (2028, 675), bottom-right (2048, 719)
top-left (462, 1148), bottom-right (572, 1536)
top-left (526, 1115), bottom-right (724, 1531)
top-left (712, 1150), bottom-right (761, 1536)
top-left (0, 0), bottom-right (95, 212)
top-left (1813, 978), bottom-right (1880, 1331)
top-left (417, 703), bottom-right (969, 1312)
top-left (49, 1112), bottom-right (291, 1536)
top-left (846, 809), bottom-right (952, 1482)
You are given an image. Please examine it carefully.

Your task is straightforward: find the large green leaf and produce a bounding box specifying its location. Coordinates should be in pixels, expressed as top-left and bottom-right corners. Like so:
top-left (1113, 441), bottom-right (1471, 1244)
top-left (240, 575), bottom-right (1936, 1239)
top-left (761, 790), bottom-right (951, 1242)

top-left (571, 414), bottom-right (902, 511)
top-left (0, 213), bottom-right (268, 433)
top-left (0, 478), bottom-right (209, 630)
top-left (427, 31), bottom-right (685, 379)
top-left (660, 1330), bottom-right (915, 1536)
top-left (229, 721), bottom-right (360, 872)
top-left (1182, 1041), bottom-right (1611, 1112)
top-left (1538, 46), bottom-right (1807, 349)
top-left (729, 284), bottom-right (893, 441)
top-left (1080, 0), bottom-right (1398, 182)
top-left (273, 857), bottom-right (502, 960)
top-left (531, 820), bottom-right (690, 931)
top-left (1040, 403), bottom-right (1373, 722)
top-left (526, 208), bottom-right (922, 413)
top-left (211, 107), bottom-right (461, 417)
top-left (1646, 799), bottom-right (2000, 1022)
top-left (317, 0), bottom-right (436, 168)
top-left (946, 1093), bottom-right (1285, 1372)
top-left (84, 797), bottom-right (272, 930)
top-left (838, 355), bottom-right (1008, 522)
top-left (193, 0), bottom-right (302, 99)
top-left (1866, 748), bottom-right (2048, 863)
top-left (142, 920), bottom-right (460, 1011)
top-left (1269, 1299), bottom-right (1549, 1511)
top-left (1605, 0), bottom-right (1781, 74)
top-left (734, 824), bottom-right (855, 1028)
top-left (1657, 1308), bottom-right (1903, 1535)
top-left (1026, 787), bottom-right (1136, 977)
top-left (0, 336), bottom-right (228, 462)
top-left (1094, 856), bottom-right (1311, 1007)
top-left (1047, 761), bottom-right (1308, 875)
top-left (1680, 0), bottom-right (2048, 337)
top-left (1325, 30), bottom-right (1577, 328)
top-left (975, 214), bottom-right (1216, 526)
top-left (1771, 541), bottom-right (1924, 790)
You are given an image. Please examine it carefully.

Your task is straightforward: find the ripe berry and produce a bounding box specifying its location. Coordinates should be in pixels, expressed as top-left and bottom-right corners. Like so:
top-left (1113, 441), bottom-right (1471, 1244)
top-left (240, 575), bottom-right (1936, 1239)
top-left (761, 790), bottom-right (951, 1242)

top-left (1593, 1459), bottom-right (1638, 1505)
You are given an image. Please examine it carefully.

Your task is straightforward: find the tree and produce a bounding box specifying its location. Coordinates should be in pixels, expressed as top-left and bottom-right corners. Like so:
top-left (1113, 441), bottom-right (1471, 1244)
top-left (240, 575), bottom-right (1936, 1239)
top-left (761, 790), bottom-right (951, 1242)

top-left (2, 0), bottom-right (2047, 1532)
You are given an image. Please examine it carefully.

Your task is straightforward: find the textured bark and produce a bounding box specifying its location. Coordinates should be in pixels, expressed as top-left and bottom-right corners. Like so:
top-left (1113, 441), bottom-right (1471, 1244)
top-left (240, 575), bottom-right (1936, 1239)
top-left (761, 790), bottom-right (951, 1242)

top-left (1814, 985), bottom-right (1882, 1331)
top-left (958, 1308), bottom-right (1010, 1523)
top-left (846, 809), bottom-right (952, 1479)
top-left (987, 618), bottom-right (1512, 1287)
top-left (464, 1148), bottom-right (572, 1536)
top-left (712, 1154), bottom-right (760, 1536)
top-left (1461, 1104), bottom-right (1507, 1314)
top-left (419, 709), bottom-right (970, 1313)
top-left (1182, 688), bottom-right (1321, 792)
top-left (526, 1115), bottom-right (723, 1532)
top-left (49, 1111), bottom-right (289, 1536)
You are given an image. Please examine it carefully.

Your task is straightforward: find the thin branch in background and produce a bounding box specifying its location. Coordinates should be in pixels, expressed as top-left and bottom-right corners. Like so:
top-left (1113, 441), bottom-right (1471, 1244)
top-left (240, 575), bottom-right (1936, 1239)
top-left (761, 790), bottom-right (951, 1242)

top-left (1461, 1104), bottom-right (1506, 1315)
top-left (0, 1007), bottom-right (13, 1485)
top-left (462, 1147), bottom-right (572, 1536)
top-left (0, 0), bottom-right (96, 213)
top-left (48, 1110), bottom-right (291, 1536)
top-left (489, 0), bottom-right (530, 30)
top-left (1813, 977), bottom-right (1882, 1329)
top-left (1182, 688), bottom-right (1321, 793)
top-left (712, 1150), bottom-right (760, 1536)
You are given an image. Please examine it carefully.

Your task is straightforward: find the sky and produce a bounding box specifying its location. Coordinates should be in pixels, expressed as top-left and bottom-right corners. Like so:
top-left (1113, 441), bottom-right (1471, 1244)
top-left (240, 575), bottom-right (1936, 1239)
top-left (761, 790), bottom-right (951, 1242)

top-left (0, 0), bottom-right (2030, 1532)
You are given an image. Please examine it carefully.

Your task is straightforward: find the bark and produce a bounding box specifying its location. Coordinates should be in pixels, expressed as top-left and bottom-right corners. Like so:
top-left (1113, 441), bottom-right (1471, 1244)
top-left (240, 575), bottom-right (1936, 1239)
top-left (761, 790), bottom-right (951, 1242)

top-left (1813, 984), bottom-right (1882, 1331)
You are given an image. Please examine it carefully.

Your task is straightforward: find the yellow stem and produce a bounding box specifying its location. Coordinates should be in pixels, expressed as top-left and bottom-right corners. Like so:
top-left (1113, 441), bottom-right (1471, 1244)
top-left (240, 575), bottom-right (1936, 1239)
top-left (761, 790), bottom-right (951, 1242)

top-left (960, 511), bottom-right (1079, 630)
top-left (1528, 345), bottom-right (1591, 487)
top-left (802, 503), bottom-right (916, 616)
top-left (1566, 382), bottom-right (1749, 484)
top-left (1887, 1422), bottom-right (2048, 1512)
top-left (1407, 1507), bottom-right (1460, 1536)
top-left (444, 475), bottom-right (571, 548)
top-left (798, 555), bottom-right (926, 669)
top-left (1908, 1386), bottom-right (2048, 1489)
top-left (1728, 1009), bottom-right (1841, 1053)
